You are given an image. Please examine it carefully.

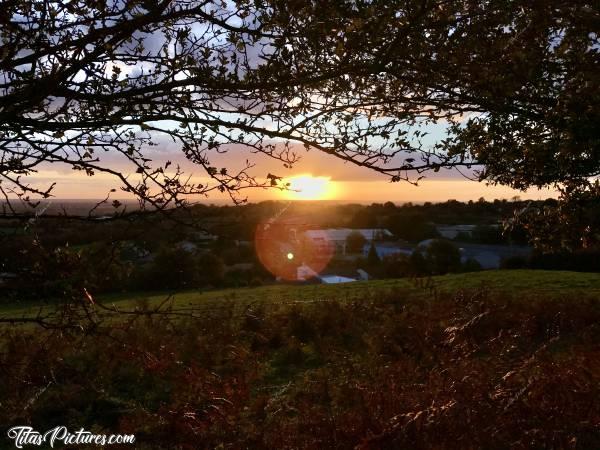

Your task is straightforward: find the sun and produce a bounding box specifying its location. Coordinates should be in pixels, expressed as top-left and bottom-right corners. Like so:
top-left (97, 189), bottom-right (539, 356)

top-left (282, 175), bottom-right (335, 200)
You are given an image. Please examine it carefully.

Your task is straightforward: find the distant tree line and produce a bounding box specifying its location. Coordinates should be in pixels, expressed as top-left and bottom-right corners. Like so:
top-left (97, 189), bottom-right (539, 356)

top-left (2, 198), bottom-right (600, 304)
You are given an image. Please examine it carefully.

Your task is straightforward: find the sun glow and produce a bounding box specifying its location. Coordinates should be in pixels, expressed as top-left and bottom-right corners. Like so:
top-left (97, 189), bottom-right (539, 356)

top-left (282, 175), bottom-right (336, 200)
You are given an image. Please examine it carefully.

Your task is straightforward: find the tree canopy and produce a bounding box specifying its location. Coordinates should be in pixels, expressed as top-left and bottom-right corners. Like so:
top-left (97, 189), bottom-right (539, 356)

top-left (1, 0), bottom-right (598, 247)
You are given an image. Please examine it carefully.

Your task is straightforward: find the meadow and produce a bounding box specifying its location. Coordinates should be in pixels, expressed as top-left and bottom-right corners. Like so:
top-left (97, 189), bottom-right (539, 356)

top-left (1, 270), bottom-right (599, 449)
top-left (4, 269), bottom-right (600, 319)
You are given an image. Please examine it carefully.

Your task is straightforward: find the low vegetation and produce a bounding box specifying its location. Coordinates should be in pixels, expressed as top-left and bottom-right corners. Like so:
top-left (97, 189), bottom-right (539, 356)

top-left (1, 271), bottom-right (599, 449)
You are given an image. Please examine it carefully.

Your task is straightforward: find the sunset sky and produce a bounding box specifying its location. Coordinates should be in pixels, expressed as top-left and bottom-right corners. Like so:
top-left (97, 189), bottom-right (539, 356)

top-left (13, 58), bottom-right (558, 205)
top-left (18, 110), bottom-right (557, 205)
top-left (28, 140), bottom-right (556, 203)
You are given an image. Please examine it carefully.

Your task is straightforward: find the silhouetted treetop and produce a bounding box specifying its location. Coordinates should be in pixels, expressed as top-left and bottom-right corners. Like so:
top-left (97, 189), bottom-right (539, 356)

top-left (1, 0), bottom-right (598, 247)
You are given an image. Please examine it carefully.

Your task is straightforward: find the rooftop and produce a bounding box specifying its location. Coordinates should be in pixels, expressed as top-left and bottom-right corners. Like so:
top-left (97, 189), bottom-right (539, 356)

top-left (305, 228), bottom-right (393, 242)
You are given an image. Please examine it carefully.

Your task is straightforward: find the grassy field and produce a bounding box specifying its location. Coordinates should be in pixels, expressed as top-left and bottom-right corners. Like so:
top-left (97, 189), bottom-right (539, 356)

top-left (2, 269), bottom-right (600, 448)
top-left (2, 270), bottom-right (600, 320)
top-left (101, 269), bottom-right (600, 306)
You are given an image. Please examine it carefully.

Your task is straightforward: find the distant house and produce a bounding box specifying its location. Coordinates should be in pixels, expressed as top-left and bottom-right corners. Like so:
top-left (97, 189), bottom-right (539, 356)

top-left (319, 275), bottom-right (356, 284)
top-left (297, 264), bottom-right (318, 281)
top-left (436, 224), bottom-right (479, 239)
top-left (192, 230), bottom-right (218, 242)
top-left (305, 228), bottom-right (393, 255)
top-left (458, 243), bottom-right (530, 269)
top-left (363, 242), bottom-right (414, 259)
top-left (417, 239), bottom-right (530, 269)
top-left (356, 269), bottom-right (370, 280)
top-left (0, 272), bottom-right (17, 286)
top-left (119, 242), bottom-right (153, 263)
top-left (177, 240), bottom-right (198, 253)
top-left (224, 263), bottom-right (255, 273)
top-left (417, 238), bottom-right (436, 248)
top-left (435, 224), bottom-right (501, 240)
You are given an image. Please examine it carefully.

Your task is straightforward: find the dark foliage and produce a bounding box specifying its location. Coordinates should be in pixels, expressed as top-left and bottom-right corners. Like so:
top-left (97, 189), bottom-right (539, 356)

top-left (2, 287), bottom-right (599, 449)
top-left (385, 212), bottom-right (439, 242)
top-left (424, 239), bottom-right (462, 275)
top-left (1, 1), bottom-right (598, 249)
top-left (346, 231), bottom-right (367, 254)
top-left (529, 248), bottom-right (600, 273)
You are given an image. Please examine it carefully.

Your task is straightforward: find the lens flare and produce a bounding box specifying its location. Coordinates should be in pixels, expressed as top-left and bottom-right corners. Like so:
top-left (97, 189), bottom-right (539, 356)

top-left (255, 216), bottom-right (334, 281)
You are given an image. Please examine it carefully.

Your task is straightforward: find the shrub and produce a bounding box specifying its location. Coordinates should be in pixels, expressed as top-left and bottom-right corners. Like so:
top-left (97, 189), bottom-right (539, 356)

top-left (500, 255), bottom-right (529, 269)
top-left (2, 287), bottom-right (600, 449)
top-left (462, 257), bottom-right (483, 272)
top-left (346, 231), bottom-right (367, 253)
top-left (424, 239), bottom-right (462, 275)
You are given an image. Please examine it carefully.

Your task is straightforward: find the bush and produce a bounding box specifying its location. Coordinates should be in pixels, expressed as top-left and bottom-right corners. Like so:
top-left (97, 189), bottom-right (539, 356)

top-left (462, 257), bottom-right (483, 272)
top-left (500, 255), bottom-right (529, 269)
top-left (2, 288), bottom-right (600, 449)
top-left (408, 250), bottom-right (430, 276)
top-left (197, 252), bottom-right (225, 287)
top-left (529, 248), bottom-right (600, 272)
top-left (385, 212), bottom-right (439, 242)
top-left (346, 231), bottom-right (367, 253)
top-left (380, 253), bottom-right (411, 278)
top-left (423, 239), bottom-right (461, 275)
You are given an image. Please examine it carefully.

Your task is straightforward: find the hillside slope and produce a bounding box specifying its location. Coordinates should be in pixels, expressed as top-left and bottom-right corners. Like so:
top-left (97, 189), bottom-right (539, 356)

top-left (2, 270), bottom-right (600, 319)
top-left (106, 269), bottom-right (600, 310)
top-left (1, 270), bottom-right (599, 448)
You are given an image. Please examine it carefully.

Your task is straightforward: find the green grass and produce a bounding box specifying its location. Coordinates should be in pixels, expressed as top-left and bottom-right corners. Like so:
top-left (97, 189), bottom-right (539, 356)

top-left (2, 270), bottom-right (600, 447)
top-left (1, 270), bottom-right (599, 321)
top-left (100, 269), bottom-right (600, 307)
top-left (432, 269), bottom-right (600, 293)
